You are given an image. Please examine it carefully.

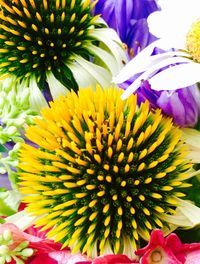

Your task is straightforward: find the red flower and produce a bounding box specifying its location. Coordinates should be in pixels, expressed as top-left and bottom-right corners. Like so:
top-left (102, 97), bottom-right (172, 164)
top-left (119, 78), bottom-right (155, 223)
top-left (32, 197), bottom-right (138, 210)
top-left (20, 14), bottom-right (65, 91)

top-left (136, 229), bottom-right (200, 264)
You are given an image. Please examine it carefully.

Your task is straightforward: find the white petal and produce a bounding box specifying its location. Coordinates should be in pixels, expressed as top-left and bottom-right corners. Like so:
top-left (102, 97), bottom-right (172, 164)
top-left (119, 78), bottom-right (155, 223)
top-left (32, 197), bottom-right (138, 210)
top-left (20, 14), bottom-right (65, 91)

top-left (182, 128), bottom-right (200, 163)
top-left (121, 56), bottom-right (192, 100)
top-left (90, 28), bottom-right (128, 71)
top-left (29, 79), bottom-right (48, 112)
top-left (149, 62), bottom-right (200, 90)
top-left (87, 43), bottom-right (119, 75)
top-left (113, 40), bottom-right (188, 84)
top-left (75, 55), bottom-right (111, 87)
top-left (46, 72), bottom-right (68, 99)
top-left (69, 61), bottom-right (97, 88)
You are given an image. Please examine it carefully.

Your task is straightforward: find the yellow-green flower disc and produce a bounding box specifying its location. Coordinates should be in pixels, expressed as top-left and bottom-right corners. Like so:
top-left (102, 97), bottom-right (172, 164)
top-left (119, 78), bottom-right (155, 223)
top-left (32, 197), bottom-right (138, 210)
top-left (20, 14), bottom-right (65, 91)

top-left (18, 86), bottom-right (192, 256)
top-left (186, 18), bottom-right (200, 63)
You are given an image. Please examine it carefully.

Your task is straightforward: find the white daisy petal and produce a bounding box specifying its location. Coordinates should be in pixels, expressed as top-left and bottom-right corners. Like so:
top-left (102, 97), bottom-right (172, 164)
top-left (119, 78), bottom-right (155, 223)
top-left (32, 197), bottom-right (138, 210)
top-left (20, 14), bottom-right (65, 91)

top-left (69, 61), bottom-right (97, 88)
top-left (121, 56), bottom-right (192, 100)
top-left (113, 41), bottom-right (188, 84)
top-left (75, 55), bottom-right (111, 87)
top-left (90, 28), bottom-right (128, 70)
top-left (87, 43), bottom-right (119, 75)
top-left (46, 72), bottom-right (68, 98)
top-left (149, 62), bottom-right (200, 91)
top-left (29, 79), bottom-right (48, 111)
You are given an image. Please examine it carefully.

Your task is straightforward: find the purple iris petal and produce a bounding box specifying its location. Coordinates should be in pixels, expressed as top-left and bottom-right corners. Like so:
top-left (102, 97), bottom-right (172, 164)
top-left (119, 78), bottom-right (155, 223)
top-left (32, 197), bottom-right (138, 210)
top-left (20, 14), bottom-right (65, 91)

top-left (94, 0), bottom-right (159, 55)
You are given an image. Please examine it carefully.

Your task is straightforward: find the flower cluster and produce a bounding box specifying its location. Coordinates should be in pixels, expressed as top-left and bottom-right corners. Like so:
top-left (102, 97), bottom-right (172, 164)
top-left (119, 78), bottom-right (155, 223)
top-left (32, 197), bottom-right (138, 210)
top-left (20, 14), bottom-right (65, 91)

top-left (0, 0), bottom-right (200, 264)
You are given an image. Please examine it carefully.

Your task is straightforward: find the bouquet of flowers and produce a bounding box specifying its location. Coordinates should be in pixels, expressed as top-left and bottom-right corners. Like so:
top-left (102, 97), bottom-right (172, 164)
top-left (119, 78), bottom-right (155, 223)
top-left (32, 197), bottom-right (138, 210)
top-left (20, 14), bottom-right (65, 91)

top-left (0, 0), bottom-right (200, 263)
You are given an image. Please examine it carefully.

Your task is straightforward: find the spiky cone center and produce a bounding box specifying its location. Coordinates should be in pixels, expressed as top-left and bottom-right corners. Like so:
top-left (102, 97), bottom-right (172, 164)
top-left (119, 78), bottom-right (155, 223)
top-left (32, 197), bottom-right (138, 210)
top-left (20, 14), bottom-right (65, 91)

top-left (0, 0), bottom-right (97, 79)
top-left (18, 86), bottom-right (192, 257)
top-left (186, 18), bottom-right (200, 63)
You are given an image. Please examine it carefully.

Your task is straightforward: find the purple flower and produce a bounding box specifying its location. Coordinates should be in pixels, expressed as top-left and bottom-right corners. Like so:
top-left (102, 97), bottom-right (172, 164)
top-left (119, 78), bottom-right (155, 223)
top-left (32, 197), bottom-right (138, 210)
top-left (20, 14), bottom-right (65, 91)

top-left (93, 0), bottom-right (159, 56)
top-left (117, 47), bottom-right (200, 127)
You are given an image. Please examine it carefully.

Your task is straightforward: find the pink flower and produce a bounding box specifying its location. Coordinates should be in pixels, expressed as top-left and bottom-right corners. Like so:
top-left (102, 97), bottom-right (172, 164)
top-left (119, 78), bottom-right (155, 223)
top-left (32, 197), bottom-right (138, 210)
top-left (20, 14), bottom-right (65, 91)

top-left (135, 229), bottom-right (200, 264)
top-left (76, 254), bottom-right (139, 264)
top-left (0, 223), bottom-right (89, 264)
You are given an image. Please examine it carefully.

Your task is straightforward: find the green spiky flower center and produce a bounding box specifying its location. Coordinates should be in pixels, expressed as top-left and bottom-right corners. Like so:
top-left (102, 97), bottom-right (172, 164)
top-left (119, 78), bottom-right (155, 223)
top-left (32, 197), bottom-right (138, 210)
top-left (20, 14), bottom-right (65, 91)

top-left (0, 0), bottom-right (96, 79)
top-left (19, 87), bottom-right (191, 256)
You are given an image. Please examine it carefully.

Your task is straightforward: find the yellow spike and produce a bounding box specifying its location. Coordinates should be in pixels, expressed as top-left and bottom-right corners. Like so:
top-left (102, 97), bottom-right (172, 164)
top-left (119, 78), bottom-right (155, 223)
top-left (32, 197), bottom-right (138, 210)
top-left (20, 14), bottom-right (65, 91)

top-left (104, 215), bottom-right (111, 226)
top-left (112, 195), bottom-right (117, 201)
top-left (62, 0), bottom-right (66, 8)
top-left (53, 200), bottom-right (76, 211)
top-left (106, 176), bottom-right (112, 183)
top-left (89, 212), bottom-right (98, 221)
top-left (151, 193), bottom-right (162, 199)
top-left (0, 1), bottom-right (15, 14)
top-left (138, 149), bottom-right (147, 160)
top-left (29, 0), bottom-right (36, 9)
top-left (10, 29), bottom-right (21, 36)
top-left (61, 11), bottom-right (65, 21)
top-left (54, 229), bottom-right (68, 242)
top-left (31, 24), bottom-right (38, 31)
top-left (161, 186), bottom-right (173, 191)
top-left (70, 0), bottom-right (75, 9)
top-left (127, 137), bottom-right (134, 151)
top-left (86, 185), bottom-right (96, 190)
top-left (124, 164), bottom-right (130, 173)
top-left (113, 165), bottom-right (119, 173)
top-left (97, 175), bottom-right (104, 181)
top-left (35, 12), bottom-right (42, 22)
top-left (107, 147), bottom-right (113, 158)
top-left (23, 7), bottom-right (31, 18)
top-left (143, 208), bottom-right (150, 216)
top-left (44, 27), bottom-right (49, 34)
top-left (132, 219), bottom-right (137, 229)
top-left (139, 195), bottom-right (145, 201)
top-left (147, 142), bottom-right (157, 154)
top-left (154, 206), bottom-right (165, 213)
top-left (134, 180), bottom-right (140, 185)
top-left (69, 26), bottom-right (75, 34)
top-left (126, 196), bottom-right (132, 202)
top-left (137, 162), bottom-right (145, 171)
top-left (43, 0), bottom-right (48, 10)
top-left (89, 200), bottom-right (97, 208)
top-left (118, 207), bottom-right (123, 216)
top-left (145, 220), bottom-right (152, 230)
top-left (103, 204), bottom-right (110, 214)
top-left (154, 217), bottom-right (163, 228)
top-left (61, 208), bottom-right (76, 216)
top-left (24, 34), bottom-right (31, 41)
top-left (103, 164), bottom-right (110, 170)
top-left (116, 139), bottom-right (122, 152)
top-left (166, 197), bottom-right (178, 205)
top-left (12, 6), bottom-right (23, 16)
top-left (148, 161), bottom-right (158, 169)
top-left (136, 132), bottom-right (145, 147)
top-left (77, 206), bottom-right (88, 215)
top-left (117, 152), bottom-right (124, 163)
top-left (155, 172), bottom-right (166, 179)
top-left (97, 190), bottom-right (105, 197)
top-left (70, 13), bottom-right (76, 22)
top-left (94, 154), bottom-right (101, 164)
top-left (121, 180), bottom-right (126, 187)
top-left (20, 58), bottom-right (28, 63)
top-left (74, 216), bottom-right (86, 226)
top-left (80, 14), bottom-right (88, 23)
top-left (127, 152), bottom-right (134, 163)
top-left (87, 223), bottom-right (96, 234)
top-left (56, 0), bottom-right (60, 9)
top-left (165, 166), bottom-right (176, 173)
top-left (82, 0), bottom-right (90, 10)
top-left (144, 177), bottom-right (152, 184)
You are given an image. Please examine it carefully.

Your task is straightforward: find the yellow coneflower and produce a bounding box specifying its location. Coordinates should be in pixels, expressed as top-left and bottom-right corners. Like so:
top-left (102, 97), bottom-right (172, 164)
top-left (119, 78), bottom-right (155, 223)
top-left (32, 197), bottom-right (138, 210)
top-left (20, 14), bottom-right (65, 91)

top-left (18, 86), bottom-right (192, 257)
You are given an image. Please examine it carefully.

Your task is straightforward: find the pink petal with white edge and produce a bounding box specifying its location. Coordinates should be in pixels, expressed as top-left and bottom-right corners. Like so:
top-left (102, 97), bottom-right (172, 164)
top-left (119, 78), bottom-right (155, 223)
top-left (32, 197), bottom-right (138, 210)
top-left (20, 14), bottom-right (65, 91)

top-left (185, 250), bottom-right (200, 264)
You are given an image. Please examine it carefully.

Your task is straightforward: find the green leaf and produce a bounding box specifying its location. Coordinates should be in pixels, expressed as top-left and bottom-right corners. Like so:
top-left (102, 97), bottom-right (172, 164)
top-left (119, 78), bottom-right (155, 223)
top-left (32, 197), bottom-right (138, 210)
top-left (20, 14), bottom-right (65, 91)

top-left (0, 190), bottom-right (21, 216)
